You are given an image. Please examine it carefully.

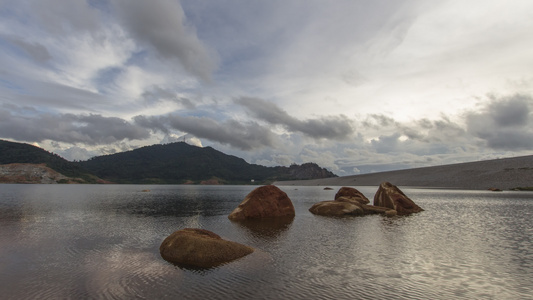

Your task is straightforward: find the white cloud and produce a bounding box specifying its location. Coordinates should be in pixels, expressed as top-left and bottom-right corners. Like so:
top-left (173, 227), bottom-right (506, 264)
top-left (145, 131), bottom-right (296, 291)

top-left (1, 1), bottom-right (533, 172)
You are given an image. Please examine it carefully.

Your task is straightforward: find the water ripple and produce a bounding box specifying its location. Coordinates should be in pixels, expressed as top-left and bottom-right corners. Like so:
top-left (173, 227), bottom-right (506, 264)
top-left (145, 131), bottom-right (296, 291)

top-left (1, 186), bottom-right (532, 299)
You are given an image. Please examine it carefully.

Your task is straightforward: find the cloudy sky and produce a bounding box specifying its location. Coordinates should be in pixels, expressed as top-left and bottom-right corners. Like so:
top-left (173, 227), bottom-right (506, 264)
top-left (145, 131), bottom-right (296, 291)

top-left (1, 0), bottom-right (533, 175)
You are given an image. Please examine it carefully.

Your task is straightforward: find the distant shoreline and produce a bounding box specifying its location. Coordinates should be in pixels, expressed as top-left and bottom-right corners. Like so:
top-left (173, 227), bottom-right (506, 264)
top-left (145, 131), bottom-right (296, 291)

top-left (274, 155), bottom-right (533, 190)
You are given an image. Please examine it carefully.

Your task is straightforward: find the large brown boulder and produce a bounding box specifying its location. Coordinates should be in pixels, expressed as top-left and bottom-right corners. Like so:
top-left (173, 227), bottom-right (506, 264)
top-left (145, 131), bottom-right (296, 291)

top-left (228, 185), bottom-right (295, 221)
top-left (334, 187), bottom-right (370, 204)
top-left (160, 228), bottom-right (254, 268)
top-left (309, 201), bottom-right (365, 216)
top-left (373, 182), bottom-right (423, 215)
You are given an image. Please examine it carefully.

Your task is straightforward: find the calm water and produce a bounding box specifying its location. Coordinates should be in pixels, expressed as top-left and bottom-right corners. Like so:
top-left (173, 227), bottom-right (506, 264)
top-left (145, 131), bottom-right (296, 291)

top-left (0, 184), bottom-right (532, 299)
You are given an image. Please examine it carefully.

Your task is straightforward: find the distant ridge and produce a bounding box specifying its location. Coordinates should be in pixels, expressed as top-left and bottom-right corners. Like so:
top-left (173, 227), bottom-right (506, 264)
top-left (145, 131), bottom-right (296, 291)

top-left (78, 142), bottom-right (337, 184)
top-left (0, 140), bottom-right (337, 184)
top-left (275, 155), bottom-right (533, 190)
top-left (0, 139), bottom-right (98, 183)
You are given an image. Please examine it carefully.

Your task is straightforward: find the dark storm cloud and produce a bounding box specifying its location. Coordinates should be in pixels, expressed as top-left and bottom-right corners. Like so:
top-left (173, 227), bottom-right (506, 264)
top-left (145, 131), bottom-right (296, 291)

top-left (1, 35), bottom-right (52, 63)
top-left (235, 97), bottom-right (354, 139)
top-left (363, 113), bottom-right (468, 144)
top-left (141, 86), bottom-right (195, 109)
top-left (134, 114), bottom-right (278, 150)
top-left (488, 95), bottom-right (529, 127)
top-left (112, 0), bottom-right (217, 81)
top-left (466, 94), bottom-right (533, 150)
top-left (401, 117), bottom-right (467, 143)
top-left (133, 115), bottom-right (170, 134)
top-left (0, 109), bottom-right (150, 145)
top-left (370, 133), bottom-right (401, 153)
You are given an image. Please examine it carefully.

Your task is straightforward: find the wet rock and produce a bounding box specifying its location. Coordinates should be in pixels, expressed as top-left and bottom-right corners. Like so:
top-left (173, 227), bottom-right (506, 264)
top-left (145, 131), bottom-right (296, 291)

top-left (360, 204), bottom-right (397, 216)
top-left (310, 187), bottom-right (396, 217)
top-left (373, 182), bottom-right (423, 215)
top-left (309, 201), bottom-right (365, 216)
top-left (309, 201), bottom-right (397, 217)
top-left (334, 187), bottom-right (370, 204)
top-left (228, 185), bottom-right (295, 221)
top-left (160, 228), bottom-right (254, 268)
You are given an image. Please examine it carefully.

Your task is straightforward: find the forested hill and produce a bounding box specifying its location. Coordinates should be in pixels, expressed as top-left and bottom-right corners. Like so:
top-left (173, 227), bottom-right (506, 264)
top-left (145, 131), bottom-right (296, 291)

top-left (0, 140), bottom-right (337, 184)
top-left (0, 139), bottom-right (98, 182)
top-left (78, 142), bottom-right (337, 184)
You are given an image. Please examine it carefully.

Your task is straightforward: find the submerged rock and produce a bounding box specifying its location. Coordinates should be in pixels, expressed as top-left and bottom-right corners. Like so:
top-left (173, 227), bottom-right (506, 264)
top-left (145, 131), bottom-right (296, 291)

top-left (373, 182), bottom-right (423, 215)
top-left (309, 201), bottom-right (396, 217)
top-left (309, 201), bottom-right (365, 216)
top-left (160, 228), bottom-right (254, 268)
top-left (228, 185), bottom-right (295, 221)
top-left (360, 204), bottom-right (397, 217)
top-left (334, 187), bottom-right (370, 204)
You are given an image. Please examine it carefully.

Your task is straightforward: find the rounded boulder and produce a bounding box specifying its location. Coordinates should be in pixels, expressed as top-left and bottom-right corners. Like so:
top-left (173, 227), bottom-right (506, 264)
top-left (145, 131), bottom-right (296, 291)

top-left (160, 228), bottom-right (254, 268)
top-left (334, 187), bottom-right (370, 204)
top-left (228, 185), bottom-right (295, 221)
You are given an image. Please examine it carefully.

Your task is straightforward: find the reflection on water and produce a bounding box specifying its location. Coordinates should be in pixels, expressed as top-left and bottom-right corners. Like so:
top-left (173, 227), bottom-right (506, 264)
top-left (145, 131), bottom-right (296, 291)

top-left (230, 216), bottom-right (294, 240)
top-left (0, 184), bottom-right (532, 299)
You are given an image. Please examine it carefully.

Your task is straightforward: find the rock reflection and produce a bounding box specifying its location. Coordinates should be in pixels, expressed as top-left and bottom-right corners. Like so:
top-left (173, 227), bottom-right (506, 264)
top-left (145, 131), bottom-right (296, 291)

top-left (169, 248), bottom-right (273, 279)
top-left (230, 216), bottom-right (294, 240)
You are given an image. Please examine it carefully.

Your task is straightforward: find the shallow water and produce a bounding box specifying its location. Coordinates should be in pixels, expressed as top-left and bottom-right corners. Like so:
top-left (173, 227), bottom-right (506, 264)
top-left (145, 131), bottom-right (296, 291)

top-left (0, 184), bottom-right (531, 299)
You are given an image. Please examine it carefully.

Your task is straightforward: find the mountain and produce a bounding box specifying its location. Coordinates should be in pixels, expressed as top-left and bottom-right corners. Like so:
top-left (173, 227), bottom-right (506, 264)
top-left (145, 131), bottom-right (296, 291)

top-left (77, 142), bottom-right (337, 184)
top-left (0, 140), bottom-right (99, 183)
top-left (0, 140), bottom-right (337, 184)
top-left (275, 155), bottom-right (533, 190)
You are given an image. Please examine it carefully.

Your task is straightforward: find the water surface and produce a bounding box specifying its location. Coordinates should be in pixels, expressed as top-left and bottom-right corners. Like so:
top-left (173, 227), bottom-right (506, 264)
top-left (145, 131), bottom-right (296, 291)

top-left (0, 185), bottom-right (531, 299)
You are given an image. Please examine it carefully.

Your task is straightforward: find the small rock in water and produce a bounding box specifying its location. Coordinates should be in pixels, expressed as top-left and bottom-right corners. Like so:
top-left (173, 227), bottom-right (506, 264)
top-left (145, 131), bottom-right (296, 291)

top-left (309, 201), bottom-right (365, 216)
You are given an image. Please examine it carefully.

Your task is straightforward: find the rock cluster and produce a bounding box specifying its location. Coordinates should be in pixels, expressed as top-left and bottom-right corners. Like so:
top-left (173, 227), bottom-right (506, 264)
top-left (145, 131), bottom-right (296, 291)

top-left (161, 183), bottom-right (422, 269)
top-left (310, 183), bottom-right (422, 217)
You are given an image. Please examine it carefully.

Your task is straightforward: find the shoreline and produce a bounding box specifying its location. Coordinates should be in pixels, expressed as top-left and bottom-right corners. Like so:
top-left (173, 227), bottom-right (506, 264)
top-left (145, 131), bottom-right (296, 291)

top-left (274, 155), bottom-right (533, 190)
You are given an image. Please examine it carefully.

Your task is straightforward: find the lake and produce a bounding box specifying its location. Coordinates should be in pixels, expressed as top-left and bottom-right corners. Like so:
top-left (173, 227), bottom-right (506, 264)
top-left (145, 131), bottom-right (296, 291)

top-left (0, 184), bottom-right (532, 299)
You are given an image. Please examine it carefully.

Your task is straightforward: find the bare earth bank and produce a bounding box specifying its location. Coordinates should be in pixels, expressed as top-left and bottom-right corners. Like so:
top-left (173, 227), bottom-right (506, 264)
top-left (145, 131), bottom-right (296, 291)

top-left (274, 155), bottom-right (533, 190)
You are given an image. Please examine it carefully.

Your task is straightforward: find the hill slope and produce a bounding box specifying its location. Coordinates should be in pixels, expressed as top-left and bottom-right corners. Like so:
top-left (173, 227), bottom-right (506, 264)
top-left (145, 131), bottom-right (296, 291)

top-left (78, 142), bottom-right (337, 184)
top-left (0, 140), bottom-right (99, 183)
top-left (275, 155), bottom-right (533, 190)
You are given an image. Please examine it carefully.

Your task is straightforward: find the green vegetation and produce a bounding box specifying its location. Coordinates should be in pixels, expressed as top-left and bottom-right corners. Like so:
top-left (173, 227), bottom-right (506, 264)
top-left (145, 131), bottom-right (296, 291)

top-left (1, 140), bottom-right (337, 184)
top-left (78, 142), bottom-right (337, 184)
top-left (0, 139), bottom-right (98, 183)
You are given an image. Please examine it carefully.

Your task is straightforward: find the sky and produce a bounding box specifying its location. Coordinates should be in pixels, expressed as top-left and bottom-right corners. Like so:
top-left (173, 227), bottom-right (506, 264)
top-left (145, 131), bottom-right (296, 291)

top-left (1, 0), bottom-right (533, 176)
